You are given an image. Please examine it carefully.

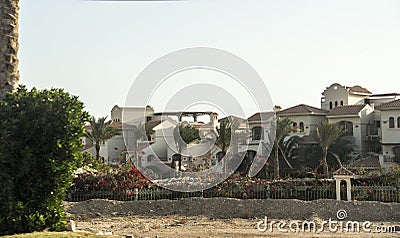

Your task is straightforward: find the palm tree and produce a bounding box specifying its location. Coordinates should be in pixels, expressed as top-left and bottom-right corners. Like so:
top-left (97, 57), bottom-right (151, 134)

top-left (317, 120), bottom-right (344, 178)
top-left (173, 122), bottom-right (200, 171)
top-left (216, 118), bottom-right (241, 156)
top-left (0, 0), bottom-right (20, 98)
top-left (85, 116), bottom-right (120, 162)
top-left (273, 117), bottom-right (293, 178)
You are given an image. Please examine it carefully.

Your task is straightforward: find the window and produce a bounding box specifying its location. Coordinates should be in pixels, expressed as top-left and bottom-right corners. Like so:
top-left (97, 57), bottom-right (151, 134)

top-left (146, 116), bottom-right (152, 122)
top-left (339, 121), bottom-right (353, 136)
top-left (340, 101), bottom-right (344, 106)
top-left (292, 122), bottom-right (298, 132)
top-left (299, 122), bottom-right (305, 132)
top-left (398, 117), bottom-right (400, 128)
top-left (389, 117), bottom-right (395, 128)
top-left (335, 101), bottom-right (338, 107)
top-left (252, 126), bottom-right (264, 140)
top-left (329, 102), bottom-right (333, 110)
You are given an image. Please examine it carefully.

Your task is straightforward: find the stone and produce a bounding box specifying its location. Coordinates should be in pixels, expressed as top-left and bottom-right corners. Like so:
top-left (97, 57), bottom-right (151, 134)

top-left (65, 220), bottom-right (76, 232)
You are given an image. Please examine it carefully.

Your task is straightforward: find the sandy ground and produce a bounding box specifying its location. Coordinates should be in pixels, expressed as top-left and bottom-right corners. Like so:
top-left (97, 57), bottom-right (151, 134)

top-left (64, 198), bottom-right (400, 238)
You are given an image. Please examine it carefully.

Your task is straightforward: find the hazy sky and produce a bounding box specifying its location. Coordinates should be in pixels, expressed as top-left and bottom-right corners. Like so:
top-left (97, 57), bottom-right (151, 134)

top-left (18, 0), bottom-right (400, 118)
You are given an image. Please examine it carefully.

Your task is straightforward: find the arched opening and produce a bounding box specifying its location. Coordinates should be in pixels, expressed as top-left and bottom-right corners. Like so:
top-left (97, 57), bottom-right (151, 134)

top-left (340, 100), bottom-right (344, 106)
top-left (393, 147), bottom-right (400, 163)
top-left (397, 117), bottom-right (400, 128)
top-left (335, 101), bottom-right (338, 107)
top-left (389, 117), bottom-right (395, 128)
top-left (299, 122), bottom-right (305, 133)
top-left (171, 154), bottom-right (182, 171)
top-left (340, 180), bottom-right (348, 201)
top-left (330, 102), bottom-right (333, 110)
top-left (252, 126), bottom-right (264, 140)
top-left (147, 155), bottom-right (155, 162)
top-left (339, 121), bottom-right (353, 136)
top-left (292, 122), bottom-right (298, 132)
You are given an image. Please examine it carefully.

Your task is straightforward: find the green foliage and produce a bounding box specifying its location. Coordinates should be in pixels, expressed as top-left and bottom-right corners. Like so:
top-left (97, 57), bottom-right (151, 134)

top-left (174, 122), bottom-right (200, 146)
top-left (76, 152), bottom-right (100, 169)
top-left (0, 86), bottom-right (89, 235)
top-left (216, 118), bottom-right (241, 154)
top-left (272, 117), bottom-right (293, 178)
top-left (317, 121), bottom-right (344, 178)
top-left (85, 116), bottom-right (120, 162)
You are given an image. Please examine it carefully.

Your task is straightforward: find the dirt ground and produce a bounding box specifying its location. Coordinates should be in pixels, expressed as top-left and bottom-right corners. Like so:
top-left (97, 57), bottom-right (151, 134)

top-left (64, 198), bottom-right (400, 237)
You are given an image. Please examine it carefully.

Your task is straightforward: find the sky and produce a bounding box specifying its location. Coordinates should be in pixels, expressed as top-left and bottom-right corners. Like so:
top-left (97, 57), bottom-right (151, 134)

top-left (18, 0), bottom-right (400, 119)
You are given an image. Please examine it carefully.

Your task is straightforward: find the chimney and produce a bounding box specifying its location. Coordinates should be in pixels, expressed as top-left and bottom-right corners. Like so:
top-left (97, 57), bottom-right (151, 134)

top-left (273, 105), bottom-right (282, 112)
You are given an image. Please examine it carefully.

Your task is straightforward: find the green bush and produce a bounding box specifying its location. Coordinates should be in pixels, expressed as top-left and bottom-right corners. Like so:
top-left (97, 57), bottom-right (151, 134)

top-left (0, 86), bottom-right (88, 235)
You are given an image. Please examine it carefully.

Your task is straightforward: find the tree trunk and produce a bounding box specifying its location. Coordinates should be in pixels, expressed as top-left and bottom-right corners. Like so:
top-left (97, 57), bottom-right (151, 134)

top-left (322, 147), bottom-right (329, 178)
top-left (274, 145), bottom-right (279, 178)
top-left (178, 154), bottom-right (182, 172)
top-left (95, 143), bottom-right (101, 162)
top-left (0, 0), bottom-right (20, 98)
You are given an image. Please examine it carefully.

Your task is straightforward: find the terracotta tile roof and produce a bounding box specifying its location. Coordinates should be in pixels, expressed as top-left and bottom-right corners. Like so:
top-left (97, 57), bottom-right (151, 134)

top-left (349, 156), bottom-right (380, 169)
top-left (375, 99), bottom-right (400, 110)
top-left (247, 112), bottom-right (276, 122)
top-left (332, 167), bottom-right (355, 176)
top-left (347, 85), bottom-right (372, 95)
top-left (327, 104), bottom-right (366, 117)
top-left (278, 104), bottom-right (328, 115)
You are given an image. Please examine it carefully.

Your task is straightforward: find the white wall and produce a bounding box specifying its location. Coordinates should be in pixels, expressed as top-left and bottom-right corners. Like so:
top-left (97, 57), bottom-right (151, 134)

top-left (111, 105), bottom-right (154, 124)
top-left (105, 135), bottom-right (125, 164)
top-left (321, 83), bottom-right (369, 110)
top-left (280, 114), bottom-right (326, 136)
top-left (142, 119), bottom-right (177, 162)
top-left (348, 94), bottom-right (367, 105)
top-left (327, 105), bottom-right (373, 155)
top-left (380, 110), bottom-right (400, 145)
top-left (321, 84), bottom-right (349, 110)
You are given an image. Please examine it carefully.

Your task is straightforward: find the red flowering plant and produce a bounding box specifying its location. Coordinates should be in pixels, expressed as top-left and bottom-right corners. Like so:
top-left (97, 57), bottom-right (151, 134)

top-left (69, 165), bottom-right (153, 201)
top-left (351, 167), bottom-right (400, 202)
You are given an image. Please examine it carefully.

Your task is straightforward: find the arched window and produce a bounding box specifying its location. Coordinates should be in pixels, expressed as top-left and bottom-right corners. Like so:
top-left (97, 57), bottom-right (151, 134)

top-left (335, 101), bottom-right (338, 107)
top-left (397, 117), bottom-right (400, 128)
top-left (340, 101), bottom-right (344, 106)
top-left (339, 121), bottom-right (353, 136)
top-left (299, 122), bottom-right (305, 132)
top-left (252, 126), bottom-right (264, 140)
top-left (389, 117), bottom-right (395, 128)
top-left (292, 122), bottom-right (298, 132)
top-left (329, 102), bottom-right (333, 110)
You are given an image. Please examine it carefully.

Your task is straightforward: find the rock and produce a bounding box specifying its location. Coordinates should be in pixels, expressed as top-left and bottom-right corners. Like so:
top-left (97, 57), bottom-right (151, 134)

top-left (96, 230), bottom-right (112, 235)
top-left (65, 219), bottom-right (76, 232)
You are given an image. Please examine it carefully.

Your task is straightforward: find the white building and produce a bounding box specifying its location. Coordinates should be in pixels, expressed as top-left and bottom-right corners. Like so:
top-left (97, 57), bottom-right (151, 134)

top-left (321, 83), bottom-right (372, 111)
top-left (326, 104), bottom-right (374, 155)
top-left (277, 104), bottom-right (328, 136)
top-left (376, 99), bottom-right (400, 165)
